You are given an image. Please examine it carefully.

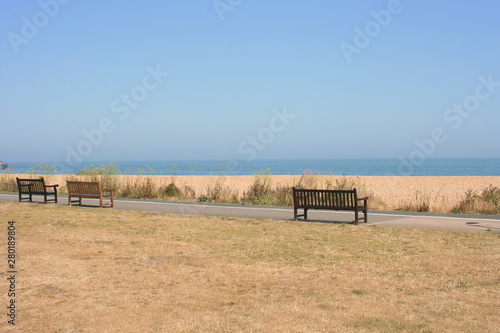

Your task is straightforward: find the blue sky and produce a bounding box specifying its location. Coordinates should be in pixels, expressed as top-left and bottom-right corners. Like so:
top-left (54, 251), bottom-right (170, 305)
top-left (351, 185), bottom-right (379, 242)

top-left (1, 0), bottom-right (499, 166)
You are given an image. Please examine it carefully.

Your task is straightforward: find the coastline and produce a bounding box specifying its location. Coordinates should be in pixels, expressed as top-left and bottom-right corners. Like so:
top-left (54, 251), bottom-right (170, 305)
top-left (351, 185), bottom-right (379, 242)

top-left (2, 174), bottom-right (500, 213)
top-left (4, 158), bottom-right (500, 177)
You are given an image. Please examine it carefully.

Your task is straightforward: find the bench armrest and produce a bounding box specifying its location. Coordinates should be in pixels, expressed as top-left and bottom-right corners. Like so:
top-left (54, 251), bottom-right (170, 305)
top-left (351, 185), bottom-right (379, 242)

top-left (45, 184), bottom-right (59, 189)
top-left (102, 189), bottom-right (115, 193)
top-left (357, 197), bottom-right (369, 206)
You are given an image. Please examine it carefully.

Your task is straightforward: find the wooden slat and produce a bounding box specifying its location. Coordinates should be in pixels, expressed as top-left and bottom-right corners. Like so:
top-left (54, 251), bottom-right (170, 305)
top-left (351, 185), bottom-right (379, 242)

top-left (292, 187), bottom-right (367, 224)
top-left (66, 181), bottom-right (114, 208)
top-left (292, 188), bottom-right (359, 209)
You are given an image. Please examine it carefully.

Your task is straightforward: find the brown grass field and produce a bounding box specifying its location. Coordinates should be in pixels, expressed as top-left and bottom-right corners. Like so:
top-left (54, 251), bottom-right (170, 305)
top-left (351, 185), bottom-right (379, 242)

top-left (0, 201), bottom-right (499, 332)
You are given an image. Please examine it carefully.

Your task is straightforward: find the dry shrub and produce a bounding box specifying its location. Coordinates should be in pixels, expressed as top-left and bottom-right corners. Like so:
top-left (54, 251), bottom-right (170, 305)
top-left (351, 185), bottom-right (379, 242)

top-left (396, 190), bottom-right (431, 213)
top-left (181, 183), bottom-right (196, 200)
top-left (241, 169), bottom-right (295, 206)
top-left (240, 171), bottom-right (388, 208)
top-left (205, 175), bottom-right (237, 203)
top-left (3, 166), bottom-right (499, 215)
top-left (135, 177), bottom-right (158, 199)
top-left (0, 176), bottom-right (17, 192)
top-left (332, 175), bottom-right (360, 190)
top-left (273, 182), bottom-right (293, 206)
top-left (364, 192), bottom-right (389, 211)
top-left (119, 176), bottom-right (160, 199)
top-left (242, 169), bottom-right (274, 205)
top-left (455, 185), bottom-right (500, 215)
top-left (296, 169), bottom-right (321, 189)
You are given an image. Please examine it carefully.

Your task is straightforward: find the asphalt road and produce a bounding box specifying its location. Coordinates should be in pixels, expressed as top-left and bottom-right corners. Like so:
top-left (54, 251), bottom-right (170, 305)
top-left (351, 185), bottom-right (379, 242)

top-left (1, 193), bottom-right (499, 233)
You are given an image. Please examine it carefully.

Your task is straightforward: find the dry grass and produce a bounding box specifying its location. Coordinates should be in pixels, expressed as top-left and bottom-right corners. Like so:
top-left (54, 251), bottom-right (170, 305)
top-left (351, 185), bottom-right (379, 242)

top-left (0, 202), bottom-right (498, 332)
top-left (454, 185), bottom-right (500, 215)
top-left (2, 174), bottom-right (500, 214)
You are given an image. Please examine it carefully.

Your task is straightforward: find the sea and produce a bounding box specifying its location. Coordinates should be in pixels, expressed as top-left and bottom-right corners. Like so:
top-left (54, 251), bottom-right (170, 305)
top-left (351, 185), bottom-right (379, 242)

top-left (3, 158), bottom-right (500, 176)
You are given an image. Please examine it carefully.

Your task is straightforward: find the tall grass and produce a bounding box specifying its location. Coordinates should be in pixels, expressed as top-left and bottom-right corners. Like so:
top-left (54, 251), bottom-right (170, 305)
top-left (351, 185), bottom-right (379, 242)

top-left (120, 176), bottom-right (159, 199)
top-left (239, 169), bottom-right (385, 208)
top-left (1, 162), bottom-right (499, 215)
top-left (203, 166), bottom-right (238, 203)
top-left (396, 190), bottom-right (431, 213)
top-left (455, 185), bottom-right (500, 215)
top-left (0, 175), bottom-right (17, 192)
top-left (0, 165), bottom-right (393, 211)
top-left (242, 168), bottom-right (275, 205)
top-left (75, 163), bottom-right (184, 200)
top-left (296, 169), bottom-right (322, 189)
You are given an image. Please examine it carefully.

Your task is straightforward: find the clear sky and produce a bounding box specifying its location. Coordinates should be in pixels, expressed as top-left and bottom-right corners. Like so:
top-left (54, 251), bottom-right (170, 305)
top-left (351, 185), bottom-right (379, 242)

top-left (1, 0), bottom-right (499, 166)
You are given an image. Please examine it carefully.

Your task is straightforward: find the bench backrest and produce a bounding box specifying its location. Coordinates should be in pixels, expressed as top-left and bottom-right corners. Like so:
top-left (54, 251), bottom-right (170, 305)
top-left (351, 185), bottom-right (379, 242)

top-left (16, 178), bottom-right (46, 193)
top-left (66, 181), bottom-right (102, 195)
top-left (292, 187), bottom-right (358, 208)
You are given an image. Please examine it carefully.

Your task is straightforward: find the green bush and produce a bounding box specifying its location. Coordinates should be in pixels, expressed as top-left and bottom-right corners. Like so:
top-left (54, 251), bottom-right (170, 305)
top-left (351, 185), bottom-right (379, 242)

top-left (76, 163), bottom-right (120, 190)
top-left (21, 162), bottom-right (57, 176)
top-left (163, 182), bottom-right (183, 199)
top-left (197, 195), bottom-right (208, 202)
top-left (456, 185), bottom-right (500, 215)
top-left (242, 168), bottom-right (273, 205)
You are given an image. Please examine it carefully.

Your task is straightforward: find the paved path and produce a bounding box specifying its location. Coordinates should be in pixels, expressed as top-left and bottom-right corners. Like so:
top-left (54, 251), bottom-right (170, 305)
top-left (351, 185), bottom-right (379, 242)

top-left (1, 193), bottom-right (499, 233)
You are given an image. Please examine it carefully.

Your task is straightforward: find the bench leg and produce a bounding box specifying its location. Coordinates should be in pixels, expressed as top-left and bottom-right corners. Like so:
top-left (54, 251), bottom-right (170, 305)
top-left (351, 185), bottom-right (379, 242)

top-left (354, 210), bottom-right (359, 225)
top-left (364, 209), bottom-right (368, 223)
top-left (294, 208), bottom-right (308, 221)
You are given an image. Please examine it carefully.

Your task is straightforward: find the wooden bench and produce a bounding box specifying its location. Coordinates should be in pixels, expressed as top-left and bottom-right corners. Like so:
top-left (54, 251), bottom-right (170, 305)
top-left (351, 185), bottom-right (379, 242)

top-left (292, 187), bottom-right (368, 224)
top-left (16, 177), bottom-right (59, 203)
top-left (66, 181), bottom-right (115, 208)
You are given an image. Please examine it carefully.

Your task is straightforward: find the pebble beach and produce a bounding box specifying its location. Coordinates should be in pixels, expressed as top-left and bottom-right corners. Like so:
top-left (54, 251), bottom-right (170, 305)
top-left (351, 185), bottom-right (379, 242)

top-left (4, 174), bottom-right (500, 213)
